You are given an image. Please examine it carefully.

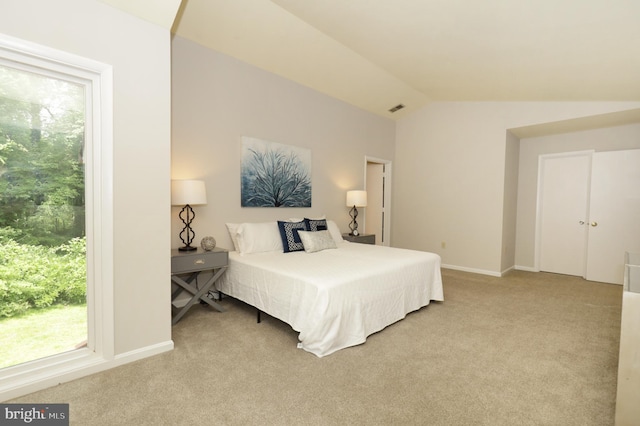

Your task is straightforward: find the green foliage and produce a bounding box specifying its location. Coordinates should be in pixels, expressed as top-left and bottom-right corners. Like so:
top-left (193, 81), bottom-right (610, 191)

top-left (0, 64), bottom-right (85, 247)
top-left (0, 237), bottom-right (86, 318)
top-left (0, 54), bottom-right (87, 318)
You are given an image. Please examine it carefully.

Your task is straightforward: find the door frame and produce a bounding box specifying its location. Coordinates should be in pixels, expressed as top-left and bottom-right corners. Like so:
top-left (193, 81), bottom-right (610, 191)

top-left (364, 156), bottom-right (391, 246)
top-left (534, 150), bottom-right (593, 274)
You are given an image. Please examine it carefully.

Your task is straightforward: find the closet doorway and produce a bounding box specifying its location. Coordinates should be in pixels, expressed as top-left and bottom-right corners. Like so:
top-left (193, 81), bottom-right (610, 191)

top-left (536, 149), bottom-right (640, 284)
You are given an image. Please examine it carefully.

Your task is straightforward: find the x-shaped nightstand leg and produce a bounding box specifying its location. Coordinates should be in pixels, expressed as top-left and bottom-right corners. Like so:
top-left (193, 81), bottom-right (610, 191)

top-left (171, 266), bottom-right (227, 325)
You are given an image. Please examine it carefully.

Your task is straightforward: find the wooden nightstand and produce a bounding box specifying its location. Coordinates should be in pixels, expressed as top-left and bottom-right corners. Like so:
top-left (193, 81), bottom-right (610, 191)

top-left (342, 233), bottom-right (376, 245)
top-left (170, 247), bottom-right (228, 325)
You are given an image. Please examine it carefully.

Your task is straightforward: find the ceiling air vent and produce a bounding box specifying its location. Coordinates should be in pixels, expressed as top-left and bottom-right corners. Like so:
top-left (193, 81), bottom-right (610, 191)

top-left (388, 104), bottom-right (405, 113)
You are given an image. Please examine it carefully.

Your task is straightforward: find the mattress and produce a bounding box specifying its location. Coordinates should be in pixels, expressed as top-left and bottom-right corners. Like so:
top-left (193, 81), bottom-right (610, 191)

top-left (216, 241), bottom-right (443, 357)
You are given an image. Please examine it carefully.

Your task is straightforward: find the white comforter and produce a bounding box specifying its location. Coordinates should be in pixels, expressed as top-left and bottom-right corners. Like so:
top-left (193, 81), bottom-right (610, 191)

top-left (216, 242), bottom-right (443, 357)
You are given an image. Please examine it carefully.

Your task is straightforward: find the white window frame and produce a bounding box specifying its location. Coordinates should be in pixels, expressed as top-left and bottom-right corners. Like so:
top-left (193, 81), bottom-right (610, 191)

top-left (0, 33), bottom-right (114, 401)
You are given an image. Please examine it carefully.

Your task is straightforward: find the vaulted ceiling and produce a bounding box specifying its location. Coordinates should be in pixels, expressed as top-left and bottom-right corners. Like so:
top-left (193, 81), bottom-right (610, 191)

top-left (101, 0), bottom-right (640, 120)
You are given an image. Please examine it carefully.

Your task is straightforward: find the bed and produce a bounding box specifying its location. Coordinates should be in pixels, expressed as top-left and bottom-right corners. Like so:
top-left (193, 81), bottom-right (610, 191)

top-left (217, 219), bottom-right (443, 357)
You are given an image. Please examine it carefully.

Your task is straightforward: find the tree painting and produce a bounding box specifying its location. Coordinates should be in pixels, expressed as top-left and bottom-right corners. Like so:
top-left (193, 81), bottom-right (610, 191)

top-left (241, 137), bottom-right (311, 207)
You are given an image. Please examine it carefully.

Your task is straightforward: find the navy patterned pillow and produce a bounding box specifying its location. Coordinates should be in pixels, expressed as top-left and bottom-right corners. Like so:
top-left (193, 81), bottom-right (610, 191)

top-left (304, 218), bottom-right (328, 232)
top-left (277, 220), bottom-right (308, 253)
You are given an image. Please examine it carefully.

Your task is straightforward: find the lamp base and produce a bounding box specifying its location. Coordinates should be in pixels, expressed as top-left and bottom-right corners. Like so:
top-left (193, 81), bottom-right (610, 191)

top-left (177, 204), bottom-right (198, 252)
top-left (348, 205), bottom-right (359, 236)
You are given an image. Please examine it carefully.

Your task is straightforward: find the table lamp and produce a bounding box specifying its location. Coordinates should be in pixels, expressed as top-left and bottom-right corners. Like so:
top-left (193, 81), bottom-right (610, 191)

top-left (346, 190), bottom-right (367, 236)
top-left (172, 179), bottom-right (207, 251)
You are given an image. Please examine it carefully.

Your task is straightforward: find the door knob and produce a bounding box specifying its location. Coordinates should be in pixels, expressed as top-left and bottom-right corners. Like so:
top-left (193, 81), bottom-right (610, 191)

top-left (591, 222), bottom-right (598, 227)
top-left (579, 221), bottom-right (585, 225)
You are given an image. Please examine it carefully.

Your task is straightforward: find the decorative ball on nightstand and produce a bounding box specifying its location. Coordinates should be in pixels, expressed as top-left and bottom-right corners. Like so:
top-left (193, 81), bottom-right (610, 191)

top-left (200, 236), bottom-right (217, 251)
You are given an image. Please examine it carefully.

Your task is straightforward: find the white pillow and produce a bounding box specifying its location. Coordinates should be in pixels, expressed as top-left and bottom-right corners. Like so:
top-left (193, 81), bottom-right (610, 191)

top-left (225, 223), bottom-right (241, 251)
top-left (326, 220), bottom-right (344, 244)
top-left (298, 230), bottom-right (337, 253)
top-left (236, 222), bottom-right (283, 254)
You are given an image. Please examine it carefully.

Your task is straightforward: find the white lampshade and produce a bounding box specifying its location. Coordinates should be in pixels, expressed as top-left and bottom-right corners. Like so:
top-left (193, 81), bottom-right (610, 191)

top-left (346, 190), bottom-right (367, 207)
top-left (171, 180), bottom-right (207, 206)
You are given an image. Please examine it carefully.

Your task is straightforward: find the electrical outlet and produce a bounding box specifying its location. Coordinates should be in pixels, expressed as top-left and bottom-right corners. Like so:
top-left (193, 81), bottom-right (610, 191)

top-left (441, 241), bottom-right (446, 249)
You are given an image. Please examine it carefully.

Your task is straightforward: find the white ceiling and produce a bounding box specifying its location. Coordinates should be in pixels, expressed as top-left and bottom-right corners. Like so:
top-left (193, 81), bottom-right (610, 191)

top-left (103, 0), bottom-right (640, 120)
top-left (99, 0), bottom-right (182, 29)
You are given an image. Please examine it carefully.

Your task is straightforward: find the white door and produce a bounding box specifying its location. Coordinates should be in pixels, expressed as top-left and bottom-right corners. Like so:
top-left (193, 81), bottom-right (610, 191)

top-left (366, 162), bottom-right (384, 244)
top-left (538, 152), bottom-right (592, 276)
top-left (586, 149), bottom-right (640, 284)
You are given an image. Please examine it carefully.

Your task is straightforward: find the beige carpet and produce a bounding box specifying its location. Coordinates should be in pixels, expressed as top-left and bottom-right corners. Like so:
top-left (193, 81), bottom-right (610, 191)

top-left (9, 269), bottom-right (622, 425)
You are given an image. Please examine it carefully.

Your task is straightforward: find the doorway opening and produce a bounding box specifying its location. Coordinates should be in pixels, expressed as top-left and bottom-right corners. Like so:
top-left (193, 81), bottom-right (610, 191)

top-left (365, 157), bottom-right (391, 246)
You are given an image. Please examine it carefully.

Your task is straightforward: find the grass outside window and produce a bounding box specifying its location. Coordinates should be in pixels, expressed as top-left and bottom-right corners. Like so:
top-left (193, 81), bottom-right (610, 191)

top-left (0, 304), bottom-right (87, 369)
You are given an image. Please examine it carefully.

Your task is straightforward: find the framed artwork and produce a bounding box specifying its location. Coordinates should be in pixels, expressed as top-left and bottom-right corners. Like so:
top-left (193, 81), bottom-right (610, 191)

top-left (241, 136), bottom-right (311, 207)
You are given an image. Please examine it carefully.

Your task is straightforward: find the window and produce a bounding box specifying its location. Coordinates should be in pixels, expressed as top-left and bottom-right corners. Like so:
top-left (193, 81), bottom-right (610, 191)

top-left (0, 34), bottom-right (114, 400)
top-left (0, 61), bottom-right (88, 367)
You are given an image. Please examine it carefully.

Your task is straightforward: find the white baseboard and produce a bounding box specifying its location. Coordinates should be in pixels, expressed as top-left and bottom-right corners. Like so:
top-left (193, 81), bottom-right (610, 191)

top-left (0, 340), bottom-right (174, 402)
top-left (515, 265), bottom-right (539, 272)
top-left (441, 264), bottom-right (542, 277)
top-left (501, 265), bottom-right (515, 276)
top-left (113, 340), bottom-right (174, 364)
top-left (441, 264), bottom-right (502, 277)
